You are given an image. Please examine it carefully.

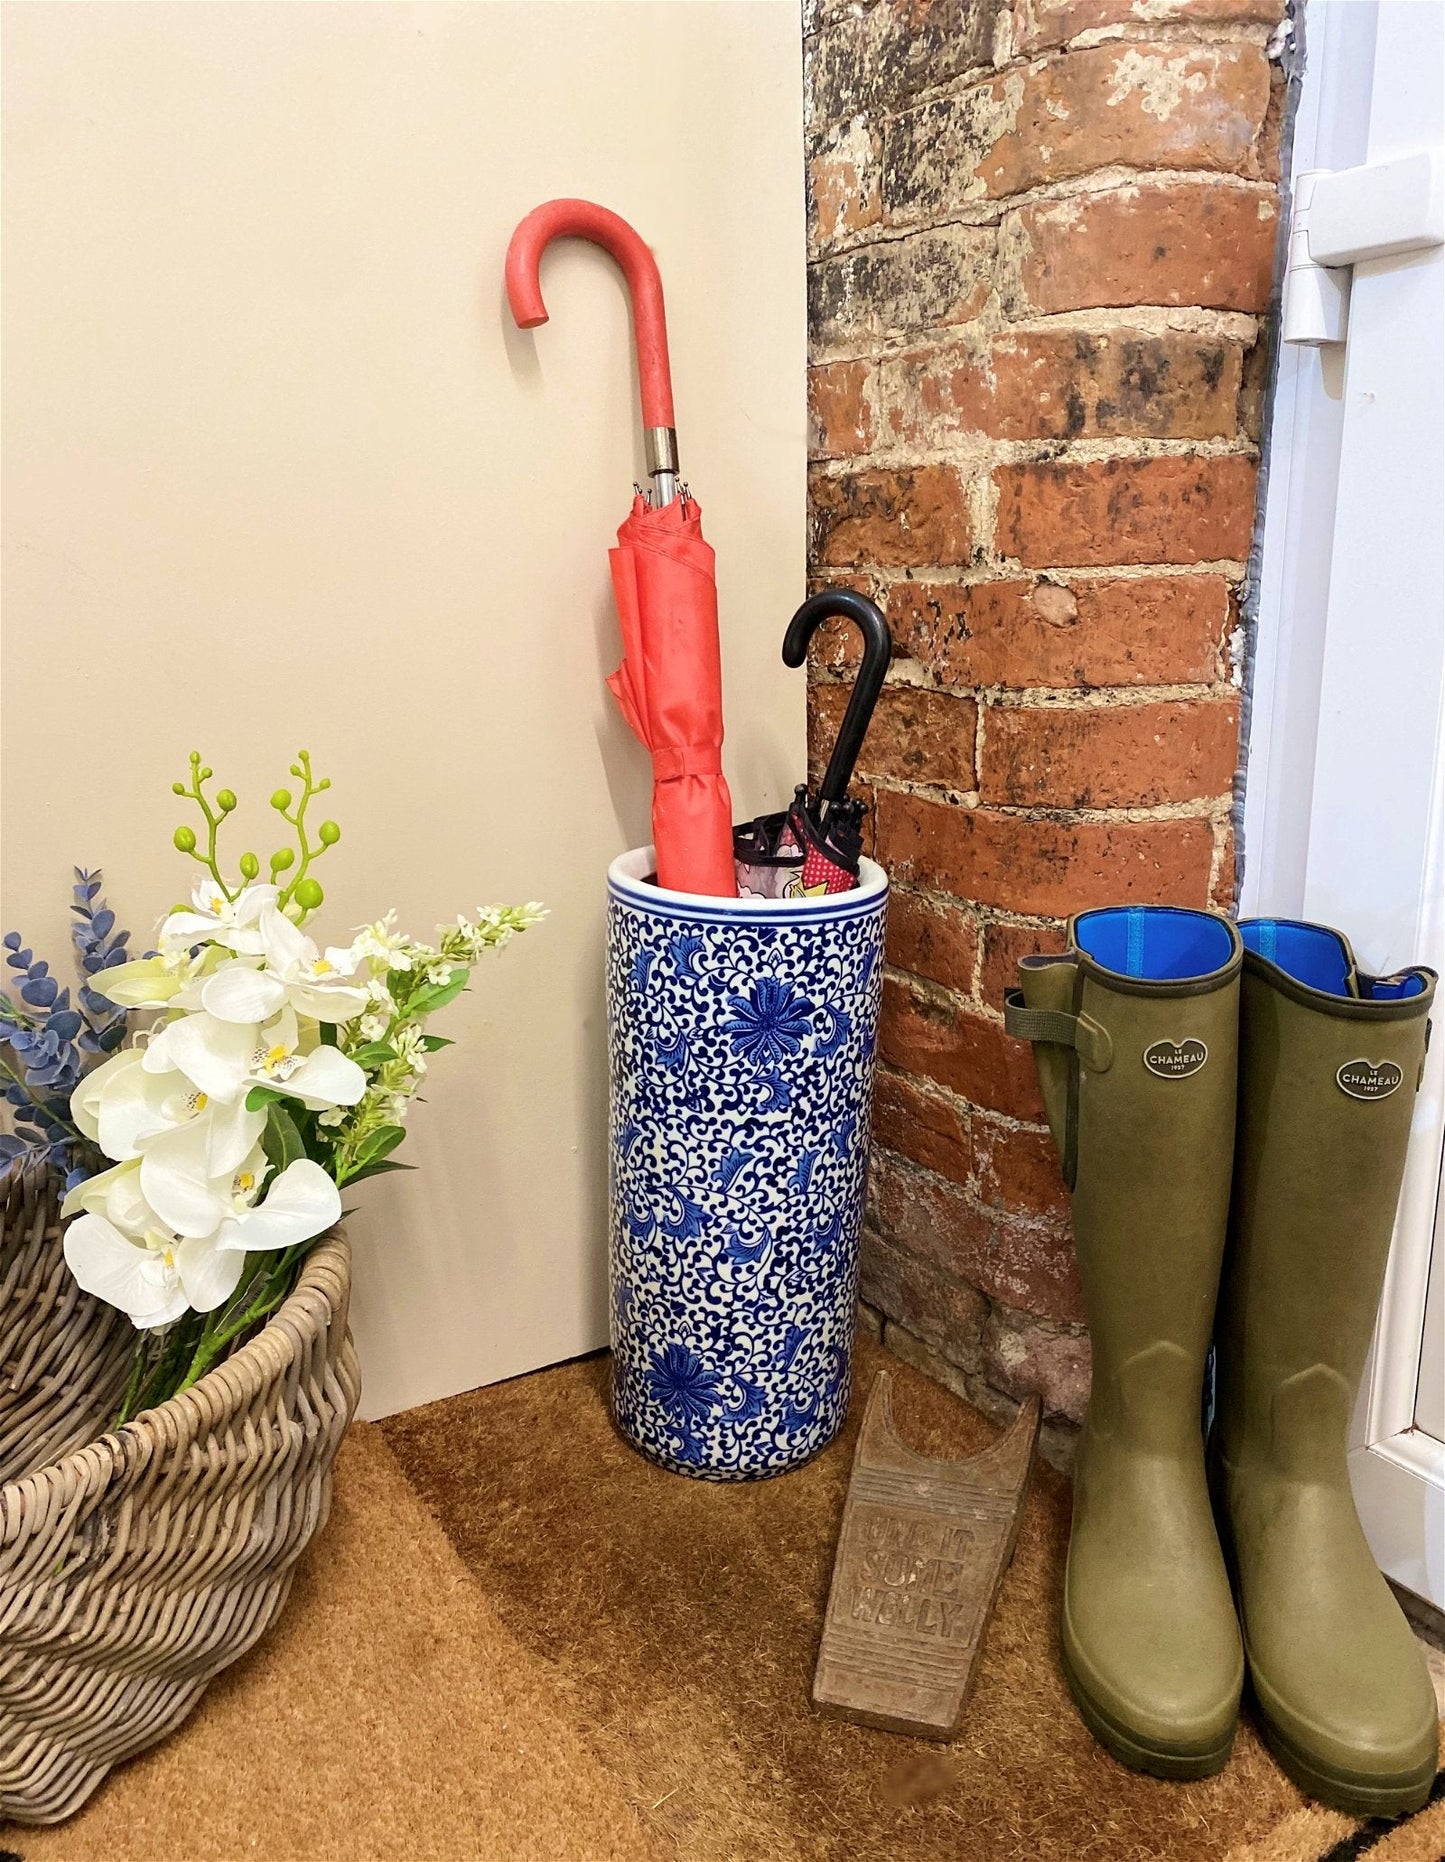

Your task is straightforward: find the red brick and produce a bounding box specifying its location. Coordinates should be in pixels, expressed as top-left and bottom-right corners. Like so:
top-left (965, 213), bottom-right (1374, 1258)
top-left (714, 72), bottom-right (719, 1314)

top-left (808, 120), bottom-right (882, 249)
top-left (882, 44), bottom-right (1271, 216)
top-left (803, 572), bottom-right (892, 678)
top-left (1013, 0), bottom-right (1283, 56)
top-left (810, 679), bottom-right (977, 791)
top-left (882, 330), bottom-right (1243, 445)
top-left (808, 360), bottom-right (878, 459)
top-left (807, 0), bottom-right (998, 127)
top-left (809, 228), bottom-right (994, 351)
top-left (881, 974), bottom-right (1043, 1118)
top-left (1009, 182), bottom-right (1279, 316)
top-left (875, 789), bottom-right (1216, 916)
top-left (891, 574), bottom-right (1228, 690)
top-left (993, 454), bottom-right (1258, 568)
top-left (974, 1116), bottom-right (1070, 1221)
top-left (1213, 820), bottom-right (1236, 910)
top-left (982, 1302), bottom-right (1091, 1421)
top-left (859, 1224), bottom-right (989, 1373)
top-left (1258, 57), bottom-right (1287, 186)
top-left (812, 465), bottom-right (977, 568)
top-left (979, 916), bottom-right (1067, 1012)
top-left (980, 695), bottom-right (1240, 807)
top-left (870, 1149), bottom-right (1085, 1321)
top-left (885, 887), bottom-right (979, 994)
top-left (873, 1067), bottom-right (972, 1185)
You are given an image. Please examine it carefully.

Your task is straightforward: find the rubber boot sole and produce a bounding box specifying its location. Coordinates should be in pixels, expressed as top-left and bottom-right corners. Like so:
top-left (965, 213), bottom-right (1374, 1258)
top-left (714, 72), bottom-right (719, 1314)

top-left (1060, 1639), bottom-right (1236, 1781)
top-left (1250, 1691), bottom-right (1437, 1819)
top-left (1210, 1455), bottom-right (1437, 1819)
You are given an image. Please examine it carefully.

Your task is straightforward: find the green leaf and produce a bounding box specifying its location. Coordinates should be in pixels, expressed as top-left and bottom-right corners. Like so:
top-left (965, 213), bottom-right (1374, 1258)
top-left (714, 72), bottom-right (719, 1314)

top-left (261, 1102), bottom-right (307, 1174)
top-left (344, 1158), bottom-right (417, 1186)
top-left (245, 1084), bottom-right (287, 1112)
top-left (350, 1041), bottom-right (398, 1068)
top-left (355, 1123), bottom-right (406, 1167)
top-left (419, 1035), bottom-right (453, 1053)
top-left (319, 1022), bottom-right (339, 1047)
top-left (409, 967), bottom-right (469, 1018)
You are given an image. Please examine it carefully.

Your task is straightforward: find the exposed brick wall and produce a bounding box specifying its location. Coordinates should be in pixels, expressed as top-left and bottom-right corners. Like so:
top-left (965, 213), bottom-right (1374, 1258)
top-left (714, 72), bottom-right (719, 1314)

top-left (805, 0), bottom-right (1287, 1451)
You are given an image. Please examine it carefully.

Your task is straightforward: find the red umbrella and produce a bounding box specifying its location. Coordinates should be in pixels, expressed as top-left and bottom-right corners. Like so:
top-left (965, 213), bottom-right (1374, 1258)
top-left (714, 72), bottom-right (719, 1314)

top-left (506, 200), bottom-right (737, 898)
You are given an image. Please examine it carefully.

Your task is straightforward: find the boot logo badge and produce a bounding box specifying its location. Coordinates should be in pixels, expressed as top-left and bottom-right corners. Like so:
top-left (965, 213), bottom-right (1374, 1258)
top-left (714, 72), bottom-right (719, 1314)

top-left (1337, 1058), bottom-right (1403, 1100)
top-left (1143, 1037), bottom-right (1208, 1079)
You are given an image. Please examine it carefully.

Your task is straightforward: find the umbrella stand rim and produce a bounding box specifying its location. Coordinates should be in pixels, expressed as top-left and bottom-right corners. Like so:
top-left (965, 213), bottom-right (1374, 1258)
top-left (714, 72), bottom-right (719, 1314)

top-left (609, 845), bottom-right (888, 916)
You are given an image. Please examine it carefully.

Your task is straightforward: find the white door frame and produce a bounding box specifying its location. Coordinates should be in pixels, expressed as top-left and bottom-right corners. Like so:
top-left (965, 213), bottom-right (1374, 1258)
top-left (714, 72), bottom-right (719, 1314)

top-left (1242, 0), bottom-right (1445, 1608)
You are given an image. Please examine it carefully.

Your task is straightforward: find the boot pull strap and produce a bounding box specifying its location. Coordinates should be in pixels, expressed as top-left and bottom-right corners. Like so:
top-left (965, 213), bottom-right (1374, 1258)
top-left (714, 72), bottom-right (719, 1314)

top-left (1003, 992), bottom-right (1114, 1073)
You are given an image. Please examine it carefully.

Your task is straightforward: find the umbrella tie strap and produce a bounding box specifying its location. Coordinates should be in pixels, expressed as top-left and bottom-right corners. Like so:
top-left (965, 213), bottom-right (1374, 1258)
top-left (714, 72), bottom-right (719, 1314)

top-left (653, 744), bottom-right (724, 782)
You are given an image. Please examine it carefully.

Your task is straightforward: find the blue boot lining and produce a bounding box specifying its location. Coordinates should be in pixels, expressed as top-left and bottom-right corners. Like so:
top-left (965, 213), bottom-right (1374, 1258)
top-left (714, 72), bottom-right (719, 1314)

top-left (1075, 907), bottom-right (1234, 981)
top-left (1240, 918), bottom-right (1427, 999)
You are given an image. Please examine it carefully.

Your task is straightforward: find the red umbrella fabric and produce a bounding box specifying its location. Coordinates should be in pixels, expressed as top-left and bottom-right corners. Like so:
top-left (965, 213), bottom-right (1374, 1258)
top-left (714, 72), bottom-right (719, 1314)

top-left (506, 198), bottom-right (737, 898)
top-left (608, 493), bottom-right (735, 896)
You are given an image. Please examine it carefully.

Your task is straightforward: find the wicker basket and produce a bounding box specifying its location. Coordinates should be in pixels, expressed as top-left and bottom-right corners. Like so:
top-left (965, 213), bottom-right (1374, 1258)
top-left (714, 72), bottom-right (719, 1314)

top-left (0, 1166), bottom-right (360, 1824)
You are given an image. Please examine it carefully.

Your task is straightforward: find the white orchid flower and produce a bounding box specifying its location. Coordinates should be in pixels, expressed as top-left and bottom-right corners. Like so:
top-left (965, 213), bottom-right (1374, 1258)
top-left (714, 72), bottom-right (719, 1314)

top-left (140, 1125), bottom-right (271, 1239)
top-left (216, 1158), bottom-right (341, 1254)
top-left (62, 1155), bottom-right (151, 1227)
top-left (144, 1004), bottom-right (366, 1111)
top-left (197, 904), bottom-right (367, 1027)
top-left (63, 1149), bottom-right (338, 1328)
top-left (62, 1173), bottom-right (246, 1329)
top-left (71, 1043), bottom-right (265, 1168)
top-left (86, 950), bottom-right (198, 1010)
top-left (158, 880), bottom-right (278, 956)
top-left (140, 1116), bottom-right (341, 1247)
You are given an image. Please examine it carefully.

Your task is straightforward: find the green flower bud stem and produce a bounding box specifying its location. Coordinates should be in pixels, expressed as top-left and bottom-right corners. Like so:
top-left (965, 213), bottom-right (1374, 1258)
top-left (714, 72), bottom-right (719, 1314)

top-left (170, 751), bottom-right (236, 898)
top-left (273, 748), bottom-right (339, 921)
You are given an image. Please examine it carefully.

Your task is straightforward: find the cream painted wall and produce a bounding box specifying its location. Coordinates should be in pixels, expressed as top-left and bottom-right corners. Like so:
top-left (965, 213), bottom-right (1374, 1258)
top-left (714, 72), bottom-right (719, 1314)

top-left (1, 2), bottom-right (806, 1418)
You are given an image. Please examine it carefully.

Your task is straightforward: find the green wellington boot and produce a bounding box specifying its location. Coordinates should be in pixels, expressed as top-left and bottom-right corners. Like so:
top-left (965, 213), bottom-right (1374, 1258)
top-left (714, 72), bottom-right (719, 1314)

top-left (1006, 906), bottom-right (1245, 1778)
top-left (1213, 919), bottom-right (1440, 1818)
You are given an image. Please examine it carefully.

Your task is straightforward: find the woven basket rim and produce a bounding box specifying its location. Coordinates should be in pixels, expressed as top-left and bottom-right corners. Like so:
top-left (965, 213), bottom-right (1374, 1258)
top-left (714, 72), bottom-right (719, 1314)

top-left (1, 1207), bottom-right (351, 1512)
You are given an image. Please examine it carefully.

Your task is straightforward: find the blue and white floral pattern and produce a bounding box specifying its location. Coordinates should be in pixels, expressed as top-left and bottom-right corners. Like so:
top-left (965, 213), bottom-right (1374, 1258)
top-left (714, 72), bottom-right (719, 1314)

top-left (607, 854), bottom-right (887, 1479)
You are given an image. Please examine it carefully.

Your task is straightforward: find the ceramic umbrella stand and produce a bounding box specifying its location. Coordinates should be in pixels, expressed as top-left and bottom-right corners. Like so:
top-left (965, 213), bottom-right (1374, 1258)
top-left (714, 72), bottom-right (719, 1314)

top-left (607, 846), bottom-right (888, 1478)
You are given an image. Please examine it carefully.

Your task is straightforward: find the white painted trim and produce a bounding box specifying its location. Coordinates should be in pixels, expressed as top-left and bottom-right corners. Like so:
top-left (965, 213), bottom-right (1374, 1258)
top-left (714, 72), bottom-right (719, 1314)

top-left (1348, 1431), bottom-right (1445, 1607)
top-left (1244, 0), bottom-right (1445, 1610)
top-left (1240, 0), bottom-right (1378, 921)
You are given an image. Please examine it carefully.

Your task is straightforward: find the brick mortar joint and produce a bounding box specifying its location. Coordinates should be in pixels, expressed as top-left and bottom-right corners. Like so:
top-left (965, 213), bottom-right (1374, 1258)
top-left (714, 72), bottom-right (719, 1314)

top-left (857, 770), bottom-right (1238, 820)
top-left (876, 1056), bottom-right (1052, 1140)
top-left (885, 882), bottom-right (1067, 938)
top-left (807, 168), bottom-right (1281, 261)
top-left (812, 306), bottom-right (1266, 348)
top-left (808, 436), bottom-right (1261, 474)
top-left (806, 560), bottom-right (1242, 589)
top-left (810, 554), bottom-right (1253, 582)
top-left (872, 1133), bottom-right (1075, 1240)
top-left (810, 667), bottom-right (1238, 706)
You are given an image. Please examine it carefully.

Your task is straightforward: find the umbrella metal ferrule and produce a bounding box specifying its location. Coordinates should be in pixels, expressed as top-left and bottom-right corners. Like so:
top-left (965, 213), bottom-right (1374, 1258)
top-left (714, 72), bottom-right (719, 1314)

top-left (645, 426), bottom-right (679, 475)
top-left (646, 425), bottom-right (680, 505)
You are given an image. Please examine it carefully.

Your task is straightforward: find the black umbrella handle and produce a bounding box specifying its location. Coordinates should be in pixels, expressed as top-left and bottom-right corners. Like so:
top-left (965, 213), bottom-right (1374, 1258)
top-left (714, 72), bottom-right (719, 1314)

top-left (783, 589), bottom-right (891, 813)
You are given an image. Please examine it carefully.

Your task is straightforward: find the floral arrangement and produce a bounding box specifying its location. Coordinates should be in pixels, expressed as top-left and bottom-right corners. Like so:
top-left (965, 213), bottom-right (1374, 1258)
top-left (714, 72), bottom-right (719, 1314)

top-left (0, 750), bottom-right (542, 1419)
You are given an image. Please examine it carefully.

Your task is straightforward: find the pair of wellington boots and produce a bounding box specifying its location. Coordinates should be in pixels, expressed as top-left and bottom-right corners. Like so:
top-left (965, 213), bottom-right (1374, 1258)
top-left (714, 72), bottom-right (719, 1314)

top-left (1004, 906), bottom-right (1439, 1817)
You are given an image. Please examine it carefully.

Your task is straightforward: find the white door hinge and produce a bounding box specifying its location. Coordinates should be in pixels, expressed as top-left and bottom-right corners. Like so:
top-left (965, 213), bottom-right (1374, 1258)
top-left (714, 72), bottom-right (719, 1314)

top-left (1282, 150), bottom-right (1444, 348)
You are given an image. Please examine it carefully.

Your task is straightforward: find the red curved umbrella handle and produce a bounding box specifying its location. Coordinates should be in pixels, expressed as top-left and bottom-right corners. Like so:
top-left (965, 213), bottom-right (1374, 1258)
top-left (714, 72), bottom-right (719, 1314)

top-left (506, 199), bottom-right (678, 492)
